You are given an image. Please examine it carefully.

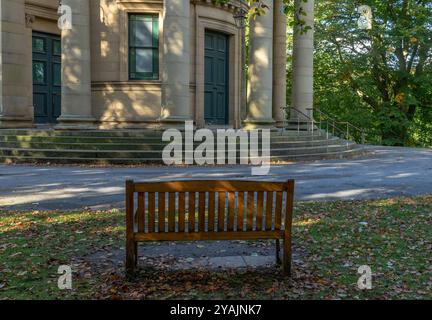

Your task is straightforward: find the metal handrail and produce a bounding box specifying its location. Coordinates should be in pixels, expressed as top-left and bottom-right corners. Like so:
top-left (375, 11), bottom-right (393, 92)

top-left (311, 108), bottom-right (366, 144)
top-left (281, 106), bottom-right (317, 136)
top-left (282, 106), bottom-right (366, 145)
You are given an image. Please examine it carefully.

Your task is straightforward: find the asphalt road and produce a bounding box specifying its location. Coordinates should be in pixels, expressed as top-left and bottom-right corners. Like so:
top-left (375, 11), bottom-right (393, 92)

top-left (1, 146), bottom-right (431, 211)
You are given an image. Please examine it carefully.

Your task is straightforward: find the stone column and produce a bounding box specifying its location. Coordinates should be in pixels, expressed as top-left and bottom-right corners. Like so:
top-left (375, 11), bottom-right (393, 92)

top-left (273, 0), bottom-right (287, 128)
top-left (0, 0), bottom-right (34, 128)
top-left (57, 0), bottom-right (95, 129)
top-left (240, 26), bottom-right (248, 124)
top-left (24, 15), bottom-right (35, 124)
top-left (161, 0), bottom-right (192, 126)
top-left (245, 0), bottom-right (275, 128)
top-left (291, 0), bottom-right (314, 121)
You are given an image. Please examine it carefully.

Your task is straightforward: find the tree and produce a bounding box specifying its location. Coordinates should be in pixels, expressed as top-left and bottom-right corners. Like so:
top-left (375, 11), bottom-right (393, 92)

top-left (314, 0), bottom-right (432, 146)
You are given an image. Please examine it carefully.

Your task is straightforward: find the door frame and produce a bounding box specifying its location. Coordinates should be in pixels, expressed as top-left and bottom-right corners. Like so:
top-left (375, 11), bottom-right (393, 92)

top-left (195, 17), bottom-right (242, 129)
top-left (204, 30), bottom-right (230, 126)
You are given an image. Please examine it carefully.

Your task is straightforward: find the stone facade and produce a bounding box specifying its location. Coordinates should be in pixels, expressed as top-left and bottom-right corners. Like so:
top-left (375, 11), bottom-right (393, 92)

top-left (0, 0), bottom-right (314, 130)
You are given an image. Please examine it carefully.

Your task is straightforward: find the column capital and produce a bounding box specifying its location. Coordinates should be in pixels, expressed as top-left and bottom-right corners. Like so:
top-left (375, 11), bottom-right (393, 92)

top-left (25, 14), bottom-right (35, 28)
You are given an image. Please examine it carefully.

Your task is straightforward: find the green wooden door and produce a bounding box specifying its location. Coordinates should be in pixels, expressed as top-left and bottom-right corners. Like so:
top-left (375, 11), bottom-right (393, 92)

top-left (204, 31), bottom-right (229, 125)
top-left (32, 32), bottom-right (61, 124)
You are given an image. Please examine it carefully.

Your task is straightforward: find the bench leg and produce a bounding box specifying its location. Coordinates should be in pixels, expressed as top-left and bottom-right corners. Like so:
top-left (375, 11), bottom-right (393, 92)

top-left (283, 237), bottom-right (292, 277)
top-left (276, 239), bottom-right (282, 265)
top-left (126, 239), bottom-right (136, 276)
top-left (134, 242), bottom-right (138, 267)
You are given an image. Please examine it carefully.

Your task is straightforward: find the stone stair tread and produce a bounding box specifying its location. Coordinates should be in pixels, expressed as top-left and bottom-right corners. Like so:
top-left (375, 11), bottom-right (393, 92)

top-left (0, 137), bottom-right (340, 147)
top-left (0, 143), bottom-right (355, 154)
top-left (0, 139), bottom-right (339, 146)
top-left (0, 129), bottom-right (366, 164)
top-left (0, 149), bottom-right (368, 164)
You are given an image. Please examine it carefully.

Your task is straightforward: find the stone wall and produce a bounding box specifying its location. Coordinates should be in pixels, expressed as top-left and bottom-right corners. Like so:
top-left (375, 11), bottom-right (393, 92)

top-left (0, 0), bottom-right (294, 130)
top-left (90, 0), bottom-right (244, 129)
top-left (0, 0), bottom-right (33, 128)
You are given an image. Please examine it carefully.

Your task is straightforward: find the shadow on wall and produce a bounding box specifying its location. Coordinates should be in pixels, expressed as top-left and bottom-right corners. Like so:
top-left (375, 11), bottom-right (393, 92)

top-left (89, 0), bottom-right (163, 126)
top-left (93, 85), bottom-right (162, 125)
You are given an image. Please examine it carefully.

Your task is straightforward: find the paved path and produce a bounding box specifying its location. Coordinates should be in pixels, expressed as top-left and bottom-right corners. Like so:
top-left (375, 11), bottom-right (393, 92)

top-left (88, 240), bottom-right (287, 271)
top-left (1, 146), bottom-right (431, 211)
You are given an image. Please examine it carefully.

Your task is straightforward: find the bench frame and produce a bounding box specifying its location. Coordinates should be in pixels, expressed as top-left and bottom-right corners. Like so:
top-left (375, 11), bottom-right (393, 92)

top-left (125, 180), bottom-right (295, 276)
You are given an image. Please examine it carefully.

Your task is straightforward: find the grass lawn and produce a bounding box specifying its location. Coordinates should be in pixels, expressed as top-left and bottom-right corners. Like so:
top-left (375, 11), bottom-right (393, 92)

top-left (0, 196), bottom-right (431, 300)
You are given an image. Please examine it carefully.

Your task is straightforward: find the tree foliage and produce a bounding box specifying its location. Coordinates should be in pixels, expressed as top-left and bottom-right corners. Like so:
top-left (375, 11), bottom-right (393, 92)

top-left (216, 0), bottom-right (431, 146)
top-left (314, 0), bottom-right (432, 146)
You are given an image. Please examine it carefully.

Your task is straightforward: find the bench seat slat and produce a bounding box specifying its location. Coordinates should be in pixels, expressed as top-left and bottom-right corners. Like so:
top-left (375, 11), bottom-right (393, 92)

top-left (189, 192), bottom-right (196, 233)
top-left (138, 192), bottom-right (145, 233)
top-left (148, 192), bottom-right (155, 233)
top-left (168, 192), bottom-right (176, 232)
top-left (265, 191), bottom-right (273, 231)
top-left (158, 192), bottom-right (165, 232)
top-left (256, 192), bottom-right (264, 231)
top-left (218, 192), bottom-right (226, 232)
top-left (237, 192), bottom-right (245, 231)
top-left (178, 192), bottom-right (186, 233)
top-left (133, 181), bottom-right (286, 193)
top-left (199, 192), bottom-right (206, 232)
top-left (208, 192), bottom-right (216, 232)
top-left (134, 231), bottom-right (284, 242)
top-left (247, 191), bottom-right (254, 231)
top-left (275, 192), bottom-right (283, 230)
top-left (228, 192), bottom-right (235, 231)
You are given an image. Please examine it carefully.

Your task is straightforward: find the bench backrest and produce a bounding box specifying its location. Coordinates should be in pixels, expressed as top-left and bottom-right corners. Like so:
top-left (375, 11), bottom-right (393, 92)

top-left (126, 180), bottom-right (294, 237)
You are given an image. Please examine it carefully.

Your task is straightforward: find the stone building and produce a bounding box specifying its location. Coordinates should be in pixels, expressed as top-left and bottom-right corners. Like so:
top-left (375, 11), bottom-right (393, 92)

top-left (0, 0), bottom-right (314, 130)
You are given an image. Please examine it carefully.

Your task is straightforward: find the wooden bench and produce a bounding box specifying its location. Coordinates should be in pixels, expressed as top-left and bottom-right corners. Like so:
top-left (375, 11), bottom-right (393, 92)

top-left (125, 180), bottom-right (295, 276)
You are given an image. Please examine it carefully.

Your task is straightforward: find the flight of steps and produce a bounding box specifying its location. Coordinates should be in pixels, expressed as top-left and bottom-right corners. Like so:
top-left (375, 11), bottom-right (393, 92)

top-left (0, 129), bottom-right (368, 165)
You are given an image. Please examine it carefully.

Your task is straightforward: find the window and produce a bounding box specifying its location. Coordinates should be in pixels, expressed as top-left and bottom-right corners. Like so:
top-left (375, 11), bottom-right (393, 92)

top-left (129, 14), bottom-right (159, 80)
top-left (53, 63), bottom-right (61, 86)
top-left (33, 61), bottom-right (46, 84)
top-left (32, 37), bottom-right (46, 53)
top-left (53, 40), bottom-right (61, 56)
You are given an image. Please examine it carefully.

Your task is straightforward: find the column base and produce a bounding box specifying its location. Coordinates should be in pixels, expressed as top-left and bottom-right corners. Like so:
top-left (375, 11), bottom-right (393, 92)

top-left (0, 116), bottom-right (35, 129)
top-left (243, 118), bottom-right (276, 130)
top-left (56, 115), bottom-right (97, 130)
top-left (274, 119), bottom-right (286, 128)
top-left (160, 116), bottom-right (194, 129)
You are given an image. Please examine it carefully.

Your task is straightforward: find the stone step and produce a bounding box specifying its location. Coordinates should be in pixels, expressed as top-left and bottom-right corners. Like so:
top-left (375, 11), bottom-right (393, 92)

top-left (0, 147), bottom-right (367, 165)
top-left (271, 146), bottom-right (368, 161)
top-left (0, 129), bottom-right (365, 165)
top-left (0, 128), bottom-right (325, 138)
top-left (0, 129), bottom-right (166, 138)
top-left (0, 144), bottom-right (357, 159)
top-left (0, 133), bottom-right (331, 144)
top-left (0, 137), bottom-right (342, 151)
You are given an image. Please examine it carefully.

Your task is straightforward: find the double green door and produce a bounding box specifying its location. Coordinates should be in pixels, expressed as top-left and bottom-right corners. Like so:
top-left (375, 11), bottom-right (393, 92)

top-left (204, 31), bottom-right (229, 125)
top-left (32, 32), bottom-right (62, 124)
